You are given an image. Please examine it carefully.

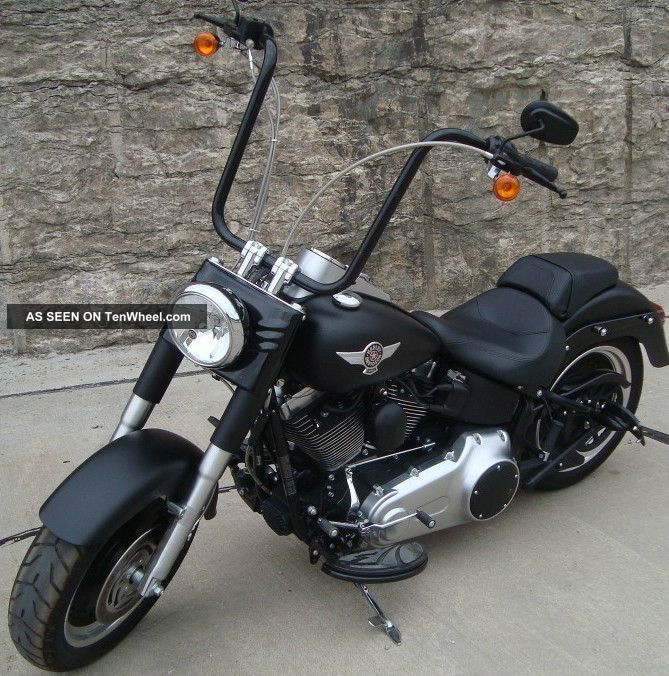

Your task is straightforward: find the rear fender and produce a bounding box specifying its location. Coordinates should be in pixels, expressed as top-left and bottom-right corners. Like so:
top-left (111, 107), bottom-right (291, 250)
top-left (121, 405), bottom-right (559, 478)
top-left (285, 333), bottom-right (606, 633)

top-left (566, 309), bottom-right (668, 367)
top-left (39, 429), bottom-right (203, 546)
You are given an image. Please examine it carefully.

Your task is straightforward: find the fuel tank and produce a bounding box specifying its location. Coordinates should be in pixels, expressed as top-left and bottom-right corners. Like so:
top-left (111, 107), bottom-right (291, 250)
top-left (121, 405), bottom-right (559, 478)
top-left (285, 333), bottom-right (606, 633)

top-left (287, 294), bottom-right (440, 393)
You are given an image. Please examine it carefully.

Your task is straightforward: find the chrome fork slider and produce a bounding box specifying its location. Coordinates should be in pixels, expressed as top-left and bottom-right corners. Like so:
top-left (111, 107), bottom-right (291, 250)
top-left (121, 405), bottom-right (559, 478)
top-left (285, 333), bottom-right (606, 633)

top-left (137, 442), bottom-right (233, 597)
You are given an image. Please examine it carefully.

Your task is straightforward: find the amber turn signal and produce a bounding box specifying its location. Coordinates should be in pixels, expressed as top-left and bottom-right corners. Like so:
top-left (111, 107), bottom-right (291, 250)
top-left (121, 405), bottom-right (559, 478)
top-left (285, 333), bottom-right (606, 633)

top-left (492, 173), bottom-right (521, 202)
top-left (194, 32), bottom-right (220, 57)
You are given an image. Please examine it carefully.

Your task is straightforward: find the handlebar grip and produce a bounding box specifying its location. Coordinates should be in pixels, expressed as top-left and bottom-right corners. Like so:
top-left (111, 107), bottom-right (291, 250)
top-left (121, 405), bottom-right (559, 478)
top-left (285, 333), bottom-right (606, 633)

top-left (519, 153), bottom-right (558, 182)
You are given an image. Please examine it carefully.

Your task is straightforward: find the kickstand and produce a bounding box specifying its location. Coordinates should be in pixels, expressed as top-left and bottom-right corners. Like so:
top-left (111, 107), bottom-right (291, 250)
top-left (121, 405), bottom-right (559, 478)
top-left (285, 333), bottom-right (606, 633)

top-left (355, 583), bottom-right (402, 645)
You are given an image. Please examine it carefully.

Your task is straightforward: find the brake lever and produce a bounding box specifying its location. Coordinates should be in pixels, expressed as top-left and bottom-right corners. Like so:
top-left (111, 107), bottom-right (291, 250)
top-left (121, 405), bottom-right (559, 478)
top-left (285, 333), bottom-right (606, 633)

top-left (522, 166), bottom-right (567, 199)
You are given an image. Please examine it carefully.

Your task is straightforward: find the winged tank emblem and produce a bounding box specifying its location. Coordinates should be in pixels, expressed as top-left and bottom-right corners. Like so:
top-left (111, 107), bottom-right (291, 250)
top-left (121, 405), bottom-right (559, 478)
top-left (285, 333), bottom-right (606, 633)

top-left (336, 341), bottom-right (401, 375)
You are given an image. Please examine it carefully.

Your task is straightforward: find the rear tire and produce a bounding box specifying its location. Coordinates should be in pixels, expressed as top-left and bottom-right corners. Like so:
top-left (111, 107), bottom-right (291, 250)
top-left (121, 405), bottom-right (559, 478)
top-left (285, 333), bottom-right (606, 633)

top-left (8, 501), bottom-right (191, 671)
top-left (532, 338), bottom-right (643, 490)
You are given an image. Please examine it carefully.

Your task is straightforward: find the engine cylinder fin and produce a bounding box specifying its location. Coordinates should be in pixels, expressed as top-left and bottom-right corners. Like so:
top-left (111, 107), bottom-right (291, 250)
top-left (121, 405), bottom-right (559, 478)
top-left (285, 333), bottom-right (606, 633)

top-left (384, 382), bottom-right (428, 437)
top-left (283, 407), bottom-right (365, 470)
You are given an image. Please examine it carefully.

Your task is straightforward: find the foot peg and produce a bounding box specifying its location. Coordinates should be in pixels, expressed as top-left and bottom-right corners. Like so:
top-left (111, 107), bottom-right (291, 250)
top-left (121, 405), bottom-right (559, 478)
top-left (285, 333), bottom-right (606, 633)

top-left (356, 583), bottom-right (402, 645)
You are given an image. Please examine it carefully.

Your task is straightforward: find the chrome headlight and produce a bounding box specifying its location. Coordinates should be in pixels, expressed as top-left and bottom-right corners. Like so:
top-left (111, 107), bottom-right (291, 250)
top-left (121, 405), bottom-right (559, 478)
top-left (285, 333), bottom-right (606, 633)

top-left (168, 283), bottom-right (246, 368)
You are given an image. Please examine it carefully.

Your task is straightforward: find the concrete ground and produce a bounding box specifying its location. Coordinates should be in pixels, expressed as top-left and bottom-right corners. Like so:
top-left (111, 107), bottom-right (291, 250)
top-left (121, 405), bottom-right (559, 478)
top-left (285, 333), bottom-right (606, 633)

top-left (1, 285), bottom-right (668, 676)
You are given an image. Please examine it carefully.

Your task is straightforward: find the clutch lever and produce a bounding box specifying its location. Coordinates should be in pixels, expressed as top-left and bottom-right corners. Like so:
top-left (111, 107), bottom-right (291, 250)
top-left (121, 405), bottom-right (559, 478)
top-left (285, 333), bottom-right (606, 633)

top-left (193, 12), bottom-right (236, 33)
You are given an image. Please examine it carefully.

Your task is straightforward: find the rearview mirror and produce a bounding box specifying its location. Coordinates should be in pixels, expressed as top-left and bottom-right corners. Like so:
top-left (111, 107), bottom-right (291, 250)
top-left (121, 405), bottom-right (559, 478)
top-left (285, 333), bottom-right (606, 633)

top-left (520, 101), bottom-right (579, 145)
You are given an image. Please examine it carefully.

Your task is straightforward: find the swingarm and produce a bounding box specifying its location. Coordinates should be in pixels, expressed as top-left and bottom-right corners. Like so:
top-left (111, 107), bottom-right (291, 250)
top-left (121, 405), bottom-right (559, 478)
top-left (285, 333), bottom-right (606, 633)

top-left (522, 380), bottom-right (669, 488)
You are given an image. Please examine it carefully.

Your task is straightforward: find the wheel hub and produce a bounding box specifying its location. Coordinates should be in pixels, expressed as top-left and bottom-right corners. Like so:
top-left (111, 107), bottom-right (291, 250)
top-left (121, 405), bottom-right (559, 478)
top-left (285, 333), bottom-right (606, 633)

top-left (64, 528), bottom-right (160, 648)
top-left (94, 532), bottom-right (157, 624)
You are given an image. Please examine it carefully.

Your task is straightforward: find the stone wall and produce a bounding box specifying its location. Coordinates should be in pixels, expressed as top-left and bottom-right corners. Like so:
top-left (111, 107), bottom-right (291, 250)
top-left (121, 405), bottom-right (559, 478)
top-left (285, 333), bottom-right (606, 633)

top-left (1, 0), bottom-right (667, 354)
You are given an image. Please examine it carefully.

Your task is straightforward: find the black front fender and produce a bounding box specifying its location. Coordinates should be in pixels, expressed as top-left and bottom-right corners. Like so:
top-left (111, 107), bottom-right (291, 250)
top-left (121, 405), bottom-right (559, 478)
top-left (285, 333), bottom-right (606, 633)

top-left (40, 429), bottom-right (202, 547)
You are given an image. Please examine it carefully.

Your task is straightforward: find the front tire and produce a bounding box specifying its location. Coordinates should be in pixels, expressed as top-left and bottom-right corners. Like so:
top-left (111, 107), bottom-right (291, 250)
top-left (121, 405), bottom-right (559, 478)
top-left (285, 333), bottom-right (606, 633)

top-left (533, 338), bottom-right (643, 490)
top-left (8, 501), bottom-right (190, 671)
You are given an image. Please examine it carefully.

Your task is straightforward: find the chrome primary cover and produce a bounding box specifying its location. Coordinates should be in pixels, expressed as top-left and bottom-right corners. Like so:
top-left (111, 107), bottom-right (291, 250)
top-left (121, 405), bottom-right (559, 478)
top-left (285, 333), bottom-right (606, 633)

top-left (359, 428), bottom-right (518, 547)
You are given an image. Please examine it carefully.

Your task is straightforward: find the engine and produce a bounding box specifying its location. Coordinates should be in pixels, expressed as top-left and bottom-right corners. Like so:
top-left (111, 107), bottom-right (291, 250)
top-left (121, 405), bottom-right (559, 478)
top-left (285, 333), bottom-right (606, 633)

top-left (279, 373), bottom-right (519, 549)
top-left (280, 380), bottom-right (428, 471)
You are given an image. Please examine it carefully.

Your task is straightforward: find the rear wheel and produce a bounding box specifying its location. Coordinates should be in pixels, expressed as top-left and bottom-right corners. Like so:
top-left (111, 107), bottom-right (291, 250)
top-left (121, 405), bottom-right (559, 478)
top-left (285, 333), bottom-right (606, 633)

top-left (8, 501), bottom-right (191, 671)
top-left (532, 338), bottom-right (643, 490)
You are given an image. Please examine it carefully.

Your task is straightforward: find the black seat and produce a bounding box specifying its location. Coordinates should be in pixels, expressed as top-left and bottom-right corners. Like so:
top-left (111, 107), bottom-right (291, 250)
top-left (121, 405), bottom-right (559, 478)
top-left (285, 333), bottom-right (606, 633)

top-left (413, 287), bottom-right (566, 388)
top-left (497, 252), bottom-right (618, 319)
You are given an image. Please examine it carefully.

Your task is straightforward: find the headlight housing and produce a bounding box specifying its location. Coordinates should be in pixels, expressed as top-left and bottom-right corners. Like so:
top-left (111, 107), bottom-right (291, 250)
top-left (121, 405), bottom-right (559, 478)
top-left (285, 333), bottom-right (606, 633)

top-left (168, 283), bottom-right (246, 368)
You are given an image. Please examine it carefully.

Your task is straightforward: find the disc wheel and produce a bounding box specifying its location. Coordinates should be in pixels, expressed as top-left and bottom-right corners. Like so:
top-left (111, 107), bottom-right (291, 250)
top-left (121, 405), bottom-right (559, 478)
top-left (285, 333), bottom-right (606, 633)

top-left (532, 338), bottom-right (643, 490)
top-left (8, 500), bottom-right (193, 671)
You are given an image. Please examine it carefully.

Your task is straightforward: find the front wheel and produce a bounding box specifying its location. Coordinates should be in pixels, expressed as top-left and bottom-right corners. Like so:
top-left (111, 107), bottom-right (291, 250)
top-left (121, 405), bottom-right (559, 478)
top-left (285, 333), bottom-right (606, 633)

top-left (532, 338), bottom-right (643, 490)
top-left (8, 501), bottom-right (191, 671)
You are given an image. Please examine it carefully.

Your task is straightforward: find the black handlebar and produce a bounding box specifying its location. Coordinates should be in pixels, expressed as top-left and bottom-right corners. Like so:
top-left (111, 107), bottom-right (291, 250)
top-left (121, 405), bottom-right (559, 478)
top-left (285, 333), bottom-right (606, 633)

top-left (199, 5), bottom-right (570, 296)
top-left (193, 11), bottom-right (273, 48)
top-left (518, 152), bottom-right (558, 183)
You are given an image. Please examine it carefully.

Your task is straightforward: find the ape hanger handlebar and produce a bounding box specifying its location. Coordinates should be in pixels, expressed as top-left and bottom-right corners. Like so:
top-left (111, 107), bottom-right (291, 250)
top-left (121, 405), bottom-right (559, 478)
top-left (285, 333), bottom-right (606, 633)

top-left (195, 7), bottom-right (569, 296)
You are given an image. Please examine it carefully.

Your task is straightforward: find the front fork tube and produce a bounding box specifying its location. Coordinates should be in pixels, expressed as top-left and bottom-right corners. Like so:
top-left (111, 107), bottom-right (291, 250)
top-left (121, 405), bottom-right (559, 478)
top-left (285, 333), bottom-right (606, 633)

top-left (137, 442), bottom-right (233, 596)
top-left (111, 333), bottom-right (185, 443)
top-left (111, 394), bottom-right (154, 441)
top-left (138, 387), bottom-right (266, 597)
top-left (114, 335), bottom-right (267, 597)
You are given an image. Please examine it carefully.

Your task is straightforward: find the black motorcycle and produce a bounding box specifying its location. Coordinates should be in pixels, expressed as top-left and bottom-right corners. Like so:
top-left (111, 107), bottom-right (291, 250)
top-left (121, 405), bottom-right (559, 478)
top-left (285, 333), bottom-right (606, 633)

top-left (9, 5), bottom-right (668, 670)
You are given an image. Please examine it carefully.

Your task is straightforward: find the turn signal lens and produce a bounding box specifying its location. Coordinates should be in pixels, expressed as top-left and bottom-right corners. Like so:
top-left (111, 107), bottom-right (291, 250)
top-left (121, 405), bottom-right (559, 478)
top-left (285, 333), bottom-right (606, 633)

top-left (194, 32), bottom-right (219, 57)
top-left (493, 173), bottom-right (521, 202)
top-left (652, 303), bottom-right (665, 324)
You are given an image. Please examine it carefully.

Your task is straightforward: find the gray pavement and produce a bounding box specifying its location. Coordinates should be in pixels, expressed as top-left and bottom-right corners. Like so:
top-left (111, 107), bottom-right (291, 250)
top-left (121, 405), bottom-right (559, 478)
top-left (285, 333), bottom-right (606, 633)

top-left (1, 286), bottom-right (668, 675)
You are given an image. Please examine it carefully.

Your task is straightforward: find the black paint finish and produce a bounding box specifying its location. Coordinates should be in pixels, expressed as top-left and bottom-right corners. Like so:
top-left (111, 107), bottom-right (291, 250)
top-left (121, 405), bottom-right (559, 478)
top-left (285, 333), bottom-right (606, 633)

top-left (39, 429), bottom-right (203, 546)
top-left (469, 461), bottom-right (519, 520)
top-left (287, 294), bottom-right (440, 393)
top-left (188, 259), bottom-right (305, 393)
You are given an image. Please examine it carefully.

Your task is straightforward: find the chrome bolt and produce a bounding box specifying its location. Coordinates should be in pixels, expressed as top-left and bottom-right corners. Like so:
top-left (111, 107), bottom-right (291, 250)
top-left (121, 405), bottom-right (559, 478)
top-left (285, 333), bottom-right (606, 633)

top-left (410, 467), bottom-right (420, 478)
top-left (153, 583), bottom-right (164, 597)
top-left (474, 490), bottom-right (479, 495)
top-left (646, 316), bottom-right (654, 325)
top-left (498, 430), bottom-right (506, 441)
top-left (565, 345), bottom-right (570, 352)
top-left (307, 505), bottom-right (317, 517)
top-left (473, 433), bottom-right (482, 445)
top-left (327, 491), bottom-right (335, 498)
top-left (536, 389), bottom-right (543, 397)
top-left (328, 473), bottom-right (335, 481)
